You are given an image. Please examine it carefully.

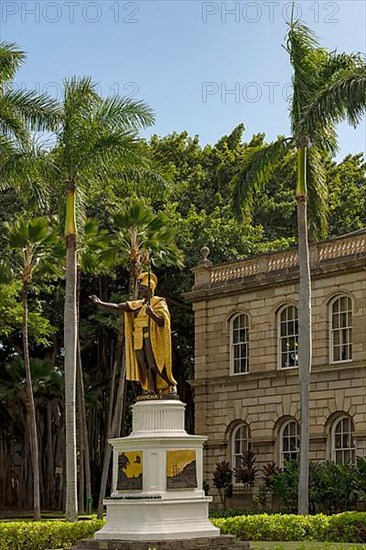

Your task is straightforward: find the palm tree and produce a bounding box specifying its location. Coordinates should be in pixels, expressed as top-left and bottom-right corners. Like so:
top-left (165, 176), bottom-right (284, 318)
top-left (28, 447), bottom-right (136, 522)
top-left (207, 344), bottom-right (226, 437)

top-left (96, 199), bottom-right (184, 518)
top-left (231, 20), bottom-right (366, 514)
top-left (112, 200), bottom-right (185, 298)
top-left (1, 216), bottom-right (62, 519)
top-left (0, 41), bottom-right (60, 147)
top-left (49, 77), bottom-right (155, 521)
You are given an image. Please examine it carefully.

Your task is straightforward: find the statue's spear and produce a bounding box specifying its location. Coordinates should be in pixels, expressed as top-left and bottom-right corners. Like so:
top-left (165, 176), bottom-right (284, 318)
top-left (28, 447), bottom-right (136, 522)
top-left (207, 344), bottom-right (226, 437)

top-left (147, 251), bottom-right (151, 335)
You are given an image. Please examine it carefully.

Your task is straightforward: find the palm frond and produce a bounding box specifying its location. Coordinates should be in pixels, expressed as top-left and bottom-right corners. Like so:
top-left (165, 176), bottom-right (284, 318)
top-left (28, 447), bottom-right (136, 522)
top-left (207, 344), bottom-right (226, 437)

top-left (113, 200), bottom-right (154, 230)
top-left (115, 166), bottom-right (167, 195)
top-left (78, 218), bottom-right (114, 275)
top-left (81, 130), bottom-right (150, 177)
top-left (62, 76), bottom-right (99, 112)
top-left (0, 137), bottom-right (52, 211)
top-left (112, 200), bottom-right (184, 271)
top-left (3, 216), bottom-right (63, 279)
top-left (94, 96), bottom-right (155, 131)
top-left (285, 21), bottom-right (321, 130)
top-left (0, 135), bottom-right (17, 166)
top-left (231, 138), bottom-right (293, 219)
top-left (2, 89), bottom-right (61, 132)
top-left (321, 51), bottom-right (365, 81)
top-left (306, 146), bottom-right (328, 240)
top-left (60, 76), bottom-right (100, 156)
top-left (4, 216), bottom-right (57, 249)
top-left (302, 66), bottom-right (366, 138)
top-left (285, 20), bottom-right (320, 65)
top-left (0, 96), bottom-right (29, 143)
top-left (312, 122), bottom-right (339, 156)
top-left (0, 41), bottom-right (25, 81)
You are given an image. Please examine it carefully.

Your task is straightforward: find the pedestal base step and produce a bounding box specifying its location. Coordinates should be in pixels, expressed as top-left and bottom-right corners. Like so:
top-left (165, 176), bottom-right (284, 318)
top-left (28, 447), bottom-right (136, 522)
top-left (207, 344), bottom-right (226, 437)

top-left (66, 535), bottom-right (251, 550)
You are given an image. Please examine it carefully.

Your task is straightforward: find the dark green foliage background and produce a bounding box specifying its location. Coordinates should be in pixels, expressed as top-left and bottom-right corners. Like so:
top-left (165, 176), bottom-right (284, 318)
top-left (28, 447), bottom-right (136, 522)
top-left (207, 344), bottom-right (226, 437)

top-left (0, 124), bottom-right (365, 509)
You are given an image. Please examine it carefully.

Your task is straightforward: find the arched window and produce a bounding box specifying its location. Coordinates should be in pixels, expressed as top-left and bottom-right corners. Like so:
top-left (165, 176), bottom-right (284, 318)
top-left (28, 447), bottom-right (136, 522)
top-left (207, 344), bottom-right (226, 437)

top-left (280, 420), bottom-right (299, 466)
top-left (332, 415), bottom-right (356, 464)
top-left (330, 295), bottom-right (352, 363)
top-left (231, 423), bottom-right (250, 472)
top-left (278, 305), bottom-right (298, 369)
top-left (230, 313), bottom-right (249, 374)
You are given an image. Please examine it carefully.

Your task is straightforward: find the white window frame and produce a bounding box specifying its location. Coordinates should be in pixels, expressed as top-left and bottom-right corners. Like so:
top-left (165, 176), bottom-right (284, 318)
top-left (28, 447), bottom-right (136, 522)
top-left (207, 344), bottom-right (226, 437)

top-left (329, 295), bottom-right (353, 364)
top-left (230, 313), bottom-right (249, 375)
top-left (277, 304), bottom-right (299, 370)
top-left (279, 420), bottom-right (299, 467)
top-left (331, 415), bottom-right (356, 465)
top-left (231, 423), bottom-right (250, 484)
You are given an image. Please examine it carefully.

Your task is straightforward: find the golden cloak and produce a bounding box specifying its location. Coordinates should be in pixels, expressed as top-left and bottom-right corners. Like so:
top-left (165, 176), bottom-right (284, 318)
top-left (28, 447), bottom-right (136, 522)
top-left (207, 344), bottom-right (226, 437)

top-left (124, 297), bottom-right (176, 391)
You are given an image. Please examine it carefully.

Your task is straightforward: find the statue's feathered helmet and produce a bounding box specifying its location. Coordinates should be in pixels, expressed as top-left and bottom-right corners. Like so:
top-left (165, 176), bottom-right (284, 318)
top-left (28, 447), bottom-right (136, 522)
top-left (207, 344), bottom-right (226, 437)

top-left (137, 272), bottom-right (157, 293)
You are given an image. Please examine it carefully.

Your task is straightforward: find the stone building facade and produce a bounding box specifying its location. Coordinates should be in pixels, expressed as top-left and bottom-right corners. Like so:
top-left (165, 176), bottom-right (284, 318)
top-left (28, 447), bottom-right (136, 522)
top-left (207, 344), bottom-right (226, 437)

top-left (185, 230), bottom-right (366, 494)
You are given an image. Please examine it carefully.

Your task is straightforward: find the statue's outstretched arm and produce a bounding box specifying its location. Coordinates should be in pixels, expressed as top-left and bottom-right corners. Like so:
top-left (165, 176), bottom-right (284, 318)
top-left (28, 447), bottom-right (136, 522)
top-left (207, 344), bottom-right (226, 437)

top-left (89, 295), bottom-right (130, 313)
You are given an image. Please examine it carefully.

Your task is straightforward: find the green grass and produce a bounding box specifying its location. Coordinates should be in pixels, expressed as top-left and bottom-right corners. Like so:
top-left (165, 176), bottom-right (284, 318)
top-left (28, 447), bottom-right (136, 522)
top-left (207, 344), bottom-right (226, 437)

top-left (251, 543), bottom-right (366, 549)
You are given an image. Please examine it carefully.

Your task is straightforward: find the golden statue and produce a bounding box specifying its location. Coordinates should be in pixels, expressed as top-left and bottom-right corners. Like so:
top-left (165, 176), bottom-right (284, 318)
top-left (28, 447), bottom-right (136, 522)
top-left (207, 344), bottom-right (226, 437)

top-left (90, 272), bottom-right (177, 396)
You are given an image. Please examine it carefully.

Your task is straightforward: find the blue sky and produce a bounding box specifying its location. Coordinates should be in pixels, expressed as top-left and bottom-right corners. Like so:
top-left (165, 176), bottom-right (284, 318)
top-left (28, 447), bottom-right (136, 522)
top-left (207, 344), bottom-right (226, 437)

top-left (2, 0), bottom-right (366, 159)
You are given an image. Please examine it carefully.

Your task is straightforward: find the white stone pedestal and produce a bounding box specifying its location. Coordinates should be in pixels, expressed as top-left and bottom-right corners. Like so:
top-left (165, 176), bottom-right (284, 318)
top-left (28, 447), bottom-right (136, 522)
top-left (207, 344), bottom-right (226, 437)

top-left (95, 399), bottom-right (219, 541)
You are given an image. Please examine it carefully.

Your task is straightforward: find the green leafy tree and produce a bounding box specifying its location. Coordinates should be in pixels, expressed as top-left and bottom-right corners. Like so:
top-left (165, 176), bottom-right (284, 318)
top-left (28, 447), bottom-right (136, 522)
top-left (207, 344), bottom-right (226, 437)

top-left (231, 20), bottom-right (366, 513)
top-left (1, 216), bottom-right (62, 519)
top-left (328, 153), bottom-right (366, 235)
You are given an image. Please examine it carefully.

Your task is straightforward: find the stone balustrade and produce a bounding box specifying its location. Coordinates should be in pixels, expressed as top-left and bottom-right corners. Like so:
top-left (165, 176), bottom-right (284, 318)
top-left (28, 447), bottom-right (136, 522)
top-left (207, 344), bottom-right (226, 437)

top-left (192, 231), bottom-right (366, 289)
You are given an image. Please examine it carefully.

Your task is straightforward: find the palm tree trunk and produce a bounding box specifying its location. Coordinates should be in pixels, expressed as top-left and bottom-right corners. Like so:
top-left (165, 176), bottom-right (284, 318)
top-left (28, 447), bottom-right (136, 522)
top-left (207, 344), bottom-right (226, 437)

top-left (296, 146), bottom-right (312, 515)
top-left (64, 187), bottom-right (78, 521)
top-left (22, 282), bottom-right (41, 520)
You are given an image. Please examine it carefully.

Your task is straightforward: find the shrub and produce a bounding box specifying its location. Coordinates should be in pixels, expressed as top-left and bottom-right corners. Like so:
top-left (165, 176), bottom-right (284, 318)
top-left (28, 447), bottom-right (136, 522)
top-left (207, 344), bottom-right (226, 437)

top-left (235, 450), bottom-right (258, 489)
top-left (271, 460), bottom-right (299, 513)
top-left (267, 459), bottom-right (361, 514)
top-left (262, 463), bottom-right (279, 491)
top-left (210, 507), bottom-right (249, 518)
top-left (327, 512), bottom-right (366, 543)
top-left (212, 513), bottom-right (321, 542)
top-left (0, 519), bottom-right (104, 550)
top-left (353, 458), bottom-right (366, 503)
top-left (210, 512), bottom-right (366, 543)
top-left (311, 461), bottom-right (356, 514)
top-left (212, 460), bottom-right (233, 508)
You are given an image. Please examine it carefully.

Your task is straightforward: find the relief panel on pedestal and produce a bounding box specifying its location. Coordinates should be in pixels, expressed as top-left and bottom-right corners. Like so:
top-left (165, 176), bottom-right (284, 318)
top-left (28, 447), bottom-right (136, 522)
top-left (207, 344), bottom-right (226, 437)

top-left (117, 450), bottom-right (143, 490)
top-left (166, 450), bottom-right (197, 489)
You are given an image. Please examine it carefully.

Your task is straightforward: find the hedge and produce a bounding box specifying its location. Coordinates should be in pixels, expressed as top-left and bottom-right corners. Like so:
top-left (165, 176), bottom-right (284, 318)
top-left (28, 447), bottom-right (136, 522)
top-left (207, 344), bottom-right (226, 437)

top-left (0, 519), bottom-right (104, 550)
top-left (2, 512), bottom-right (366, 548)
top-left (211, 512), bottom-right (366, 543)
